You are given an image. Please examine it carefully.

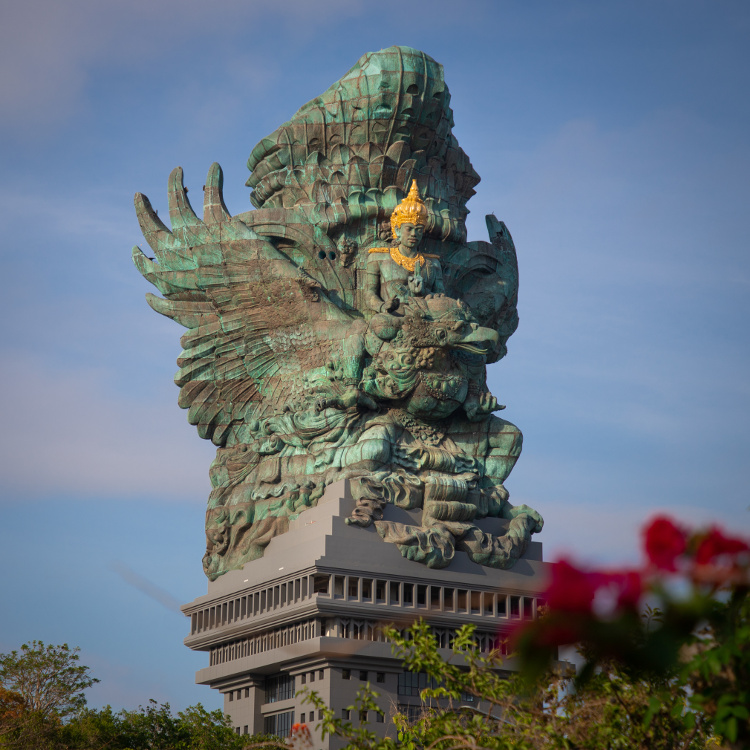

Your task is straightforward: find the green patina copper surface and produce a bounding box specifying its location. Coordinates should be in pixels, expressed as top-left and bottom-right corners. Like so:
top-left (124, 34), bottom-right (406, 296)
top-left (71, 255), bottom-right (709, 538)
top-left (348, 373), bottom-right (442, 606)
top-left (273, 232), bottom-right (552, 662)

top-left (133, 46), bottom-right (543, 580)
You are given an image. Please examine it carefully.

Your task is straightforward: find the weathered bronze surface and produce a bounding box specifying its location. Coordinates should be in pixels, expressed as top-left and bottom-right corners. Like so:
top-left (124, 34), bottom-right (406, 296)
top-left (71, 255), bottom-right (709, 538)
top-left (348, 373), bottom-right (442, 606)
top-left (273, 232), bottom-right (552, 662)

top-left (133, 46), bottom-right (543, 580)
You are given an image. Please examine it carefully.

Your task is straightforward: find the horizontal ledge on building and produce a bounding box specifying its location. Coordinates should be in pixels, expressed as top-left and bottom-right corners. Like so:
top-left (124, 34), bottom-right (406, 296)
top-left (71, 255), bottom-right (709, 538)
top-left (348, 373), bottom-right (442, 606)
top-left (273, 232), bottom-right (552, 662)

top-left (194, 636), bottom-right (523, 686)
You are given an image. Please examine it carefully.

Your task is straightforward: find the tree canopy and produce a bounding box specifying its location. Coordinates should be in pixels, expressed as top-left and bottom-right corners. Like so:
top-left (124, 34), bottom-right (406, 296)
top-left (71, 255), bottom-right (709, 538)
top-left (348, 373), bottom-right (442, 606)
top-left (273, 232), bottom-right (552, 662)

top-left (0, 641), bottom-right (98, 721)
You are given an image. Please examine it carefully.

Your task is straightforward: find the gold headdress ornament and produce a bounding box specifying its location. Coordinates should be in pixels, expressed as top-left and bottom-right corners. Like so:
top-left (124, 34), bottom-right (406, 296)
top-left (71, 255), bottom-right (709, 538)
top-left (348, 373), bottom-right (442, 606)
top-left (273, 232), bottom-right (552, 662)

top-left (390, 180), bottom-right (428, 235)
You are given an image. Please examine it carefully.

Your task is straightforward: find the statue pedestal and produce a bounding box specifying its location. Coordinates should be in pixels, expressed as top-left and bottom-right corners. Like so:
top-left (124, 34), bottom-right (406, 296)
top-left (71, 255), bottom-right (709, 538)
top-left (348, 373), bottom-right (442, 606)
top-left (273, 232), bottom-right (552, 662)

top-left (182, 480), bottom-right (550, 746)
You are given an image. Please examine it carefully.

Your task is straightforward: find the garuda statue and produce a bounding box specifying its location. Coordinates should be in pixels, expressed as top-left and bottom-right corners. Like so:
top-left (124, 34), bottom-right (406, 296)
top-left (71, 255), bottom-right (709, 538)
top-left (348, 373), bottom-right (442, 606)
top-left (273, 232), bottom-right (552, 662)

top-left (133, 46), bottom-right (543, 580)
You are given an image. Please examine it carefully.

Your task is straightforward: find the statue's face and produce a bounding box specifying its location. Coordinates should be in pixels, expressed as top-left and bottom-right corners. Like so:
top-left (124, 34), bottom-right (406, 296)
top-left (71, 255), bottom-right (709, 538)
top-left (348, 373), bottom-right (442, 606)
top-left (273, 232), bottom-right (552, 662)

top-left (395, 222), bottom-right (424, 251)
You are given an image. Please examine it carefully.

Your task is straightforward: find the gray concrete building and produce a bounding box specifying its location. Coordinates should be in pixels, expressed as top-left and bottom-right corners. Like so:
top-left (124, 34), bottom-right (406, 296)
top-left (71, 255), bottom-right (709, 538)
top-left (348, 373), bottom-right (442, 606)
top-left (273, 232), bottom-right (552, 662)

top-left (182, 481), bottom-right (550, 747)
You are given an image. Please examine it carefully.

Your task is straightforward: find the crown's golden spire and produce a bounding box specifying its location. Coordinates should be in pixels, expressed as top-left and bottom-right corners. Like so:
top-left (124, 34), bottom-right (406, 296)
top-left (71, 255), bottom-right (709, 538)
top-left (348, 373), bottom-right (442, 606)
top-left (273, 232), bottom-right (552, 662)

top-left (390, 180), bottom-right (428, 235)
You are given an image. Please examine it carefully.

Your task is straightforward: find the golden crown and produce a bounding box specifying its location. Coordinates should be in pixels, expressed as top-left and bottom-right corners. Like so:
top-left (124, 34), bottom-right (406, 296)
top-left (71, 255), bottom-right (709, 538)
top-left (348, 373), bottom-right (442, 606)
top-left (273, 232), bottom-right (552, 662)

top-left (390, 180), bottom-right (428, 235)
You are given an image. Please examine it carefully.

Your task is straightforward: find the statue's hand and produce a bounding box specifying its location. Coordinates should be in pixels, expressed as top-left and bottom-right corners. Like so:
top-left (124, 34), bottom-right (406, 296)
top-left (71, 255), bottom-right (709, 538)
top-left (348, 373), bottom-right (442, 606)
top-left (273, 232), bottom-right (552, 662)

top-left (506, 503), bottom-right (544, 534)
top-left (383, 296), bottom-right (401, 313)
top-left (315, 387), bottom-right (378, 412)
top-left (403, 445), bottom-right (476, 474)
top-left (405, 445), bottom-right (429, 470)
top-left (408, 275), bottom-right (423, 296)
top-left (465, 391), bottom-right (503, 421)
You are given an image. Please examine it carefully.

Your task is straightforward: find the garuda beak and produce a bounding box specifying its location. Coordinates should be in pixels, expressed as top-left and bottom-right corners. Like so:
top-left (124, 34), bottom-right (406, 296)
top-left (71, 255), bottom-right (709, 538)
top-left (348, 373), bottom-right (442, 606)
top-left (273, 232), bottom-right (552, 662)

top-left (453, 325), bottom-right (499, 355)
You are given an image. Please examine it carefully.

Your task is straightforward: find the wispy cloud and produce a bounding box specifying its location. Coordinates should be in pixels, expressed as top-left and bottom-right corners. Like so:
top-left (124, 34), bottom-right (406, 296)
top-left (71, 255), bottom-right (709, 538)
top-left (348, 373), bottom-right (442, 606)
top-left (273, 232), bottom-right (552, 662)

top-left (0, 351), bottom-right (213, 500)
top-left (521, 495), bottom-right (748, 567)
top-left (0, 0), bottom-right (364, 138)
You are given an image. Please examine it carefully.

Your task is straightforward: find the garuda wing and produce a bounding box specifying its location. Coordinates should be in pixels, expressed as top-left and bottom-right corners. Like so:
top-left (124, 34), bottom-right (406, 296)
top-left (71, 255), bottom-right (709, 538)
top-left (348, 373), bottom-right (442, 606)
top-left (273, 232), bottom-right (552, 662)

top-left (133, 163), bottom-right (355, 447)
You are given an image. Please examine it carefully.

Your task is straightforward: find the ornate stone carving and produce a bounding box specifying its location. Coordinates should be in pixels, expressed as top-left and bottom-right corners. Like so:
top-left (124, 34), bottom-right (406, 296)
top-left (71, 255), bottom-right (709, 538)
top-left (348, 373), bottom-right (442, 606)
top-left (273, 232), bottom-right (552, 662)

top-left (133, 46), bottom-right (542, 580)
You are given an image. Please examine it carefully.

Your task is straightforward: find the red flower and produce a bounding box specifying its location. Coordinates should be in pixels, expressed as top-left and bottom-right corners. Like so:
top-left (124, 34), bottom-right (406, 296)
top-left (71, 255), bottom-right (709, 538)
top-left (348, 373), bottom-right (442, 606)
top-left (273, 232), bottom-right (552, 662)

top-left (643, 515), bottom-right (686, 571)
top-left (695, 527), bottom-right (749, 565)
top-left (607, 569), bottom-right (643, 610)
top-left (545, 559), bottom-right (598, 613)
top-left (532, 620), bottom-right (585, 647)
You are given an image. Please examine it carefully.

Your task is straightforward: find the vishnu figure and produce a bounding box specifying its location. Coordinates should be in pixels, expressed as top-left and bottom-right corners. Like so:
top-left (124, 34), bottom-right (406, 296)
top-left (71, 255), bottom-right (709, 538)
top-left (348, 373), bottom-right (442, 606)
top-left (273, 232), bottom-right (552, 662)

top-left (364, 181), bottom-right (445, 314)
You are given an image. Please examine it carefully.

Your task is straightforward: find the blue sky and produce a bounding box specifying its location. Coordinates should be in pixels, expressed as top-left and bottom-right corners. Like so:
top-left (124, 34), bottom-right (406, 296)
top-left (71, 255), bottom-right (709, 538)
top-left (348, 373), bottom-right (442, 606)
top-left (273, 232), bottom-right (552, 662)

top-left (1, 0), bottom-right (748, 712)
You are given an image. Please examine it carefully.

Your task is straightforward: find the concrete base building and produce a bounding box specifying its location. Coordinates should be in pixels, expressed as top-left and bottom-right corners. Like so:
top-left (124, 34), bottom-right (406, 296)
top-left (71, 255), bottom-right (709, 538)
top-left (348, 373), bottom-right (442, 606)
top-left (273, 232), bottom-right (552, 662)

top-left (182, 481), bottom-right (550, 747)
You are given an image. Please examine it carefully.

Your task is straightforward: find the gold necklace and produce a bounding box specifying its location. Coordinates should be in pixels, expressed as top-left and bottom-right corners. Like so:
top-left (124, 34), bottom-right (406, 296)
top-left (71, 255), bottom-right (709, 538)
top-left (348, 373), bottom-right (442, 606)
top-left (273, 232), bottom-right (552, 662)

top-left (389, 247), bottom-right (424, 273)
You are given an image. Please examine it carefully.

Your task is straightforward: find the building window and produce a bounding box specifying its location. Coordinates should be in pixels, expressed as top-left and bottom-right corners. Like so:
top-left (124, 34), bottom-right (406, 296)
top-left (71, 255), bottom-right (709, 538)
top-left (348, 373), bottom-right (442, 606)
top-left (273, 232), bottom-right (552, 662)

top-left (313, 575), bottom-right (329, 594)
top-left (390, 581), bottom-right (400, 603)
top-left (235, 727), bottom-right (240, 734)
top-left (362, 579), bottom-right (372, 599)
top-left (471, 591), bottom-right (481, 613)
top-left (404, 584), bottom-right (414, 605)
top-left (483, 593), bottom-right (494, 616)
top-left (300, 713), bottom-right (305, 723)
top-left (228, 692), bottom-right (234, 702)
top-left (266, 674), bottom-right (295, 703)
top-left (398, 671), bottom-right (437, 696)
top-left (359, 670), bottom-right (368, 682)
top-left (376, 672), bottom-right (385, 683)
top-left (524, 597), bottom-right (534, 619)
top-left (461, 691), bottom-right (475, 703)
top-left (245, 688), bottom-right (250, 698)
top-left (376, 580), bottom-right (386, 601)
top-left (301, 673), bottom-right (306, 685)
top-left (359, 710), bottom-right (368, 723)
top-left (342, 669), bottom-right (351, 680)
top-left (243, 726), bottom-right (248, 734)
top-left (318, 709), bottom-right (323, 720)
top-left (342, 709), bottom-right (350, 720)
top-left (319, 669), bottom-right (325, 680)
top-left (376, 711), bottom-right (385, 723)
top-left (398, 704), bottom-right (425, 723)
top-left (264, 711), bottom-right (294, 738)
top-left (309, 671), bottom-right (315, 683)
top-left (444, 588), bottom-right (454, 608)
top-left (431, 586), bottom-right (441, 608)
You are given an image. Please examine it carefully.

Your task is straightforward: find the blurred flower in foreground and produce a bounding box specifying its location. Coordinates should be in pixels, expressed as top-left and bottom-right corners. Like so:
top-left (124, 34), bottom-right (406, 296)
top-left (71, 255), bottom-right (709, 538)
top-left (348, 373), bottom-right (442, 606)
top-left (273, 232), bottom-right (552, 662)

top-left (694, 526), bottom-right (749, 565)
top-left (289, 722), bottom-right (313, 749)
top-left (512, 515), bottom-right (749, 748)
top-left (643, 515), bottom-right (687, 571)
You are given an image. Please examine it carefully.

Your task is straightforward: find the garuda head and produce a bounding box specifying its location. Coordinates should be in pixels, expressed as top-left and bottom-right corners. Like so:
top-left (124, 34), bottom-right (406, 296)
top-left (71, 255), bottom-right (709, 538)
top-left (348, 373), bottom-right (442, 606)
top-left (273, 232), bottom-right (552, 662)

top-left (362, 295), bottom-right (498, 420)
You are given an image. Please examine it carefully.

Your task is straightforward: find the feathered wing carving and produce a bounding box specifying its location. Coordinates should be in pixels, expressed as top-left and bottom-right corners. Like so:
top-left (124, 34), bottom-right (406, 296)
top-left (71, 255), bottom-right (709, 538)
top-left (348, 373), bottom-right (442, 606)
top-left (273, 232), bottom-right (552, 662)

top-left (133, 163), bottom-right (357, 447)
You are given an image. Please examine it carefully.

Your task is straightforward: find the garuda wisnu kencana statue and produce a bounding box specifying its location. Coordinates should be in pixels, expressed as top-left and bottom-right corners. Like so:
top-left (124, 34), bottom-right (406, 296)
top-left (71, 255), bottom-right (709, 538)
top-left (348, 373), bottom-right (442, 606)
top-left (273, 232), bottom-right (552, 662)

top-left (133, 46), bottom-right (543, 580)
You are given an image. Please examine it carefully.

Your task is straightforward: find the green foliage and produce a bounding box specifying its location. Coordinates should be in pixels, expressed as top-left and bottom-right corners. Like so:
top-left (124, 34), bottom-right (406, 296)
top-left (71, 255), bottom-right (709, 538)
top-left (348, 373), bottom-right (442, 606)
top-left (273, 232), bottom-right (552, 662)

top-left (682, 589), bottom-right (750, 747)
top-left (0, 641), bottom-right (98, 721)
top-left (301, 618), bottom-right (725, 750)
top-left (60, 700), bottom-right (277, 749)
top-left (0, 641), bottom-right (99, 749)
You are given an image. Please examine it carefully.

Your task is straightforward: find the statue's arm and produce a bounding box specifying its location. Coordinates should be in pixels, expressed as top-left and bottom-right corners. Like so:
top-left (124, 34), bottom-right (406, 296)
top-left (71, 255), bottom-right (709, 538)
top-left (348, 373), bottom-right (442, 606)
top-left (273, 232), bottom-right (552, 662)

top-left (363, 258), bottom-right (385, 312)
top-left (364, 258), bottom-right (399, 313)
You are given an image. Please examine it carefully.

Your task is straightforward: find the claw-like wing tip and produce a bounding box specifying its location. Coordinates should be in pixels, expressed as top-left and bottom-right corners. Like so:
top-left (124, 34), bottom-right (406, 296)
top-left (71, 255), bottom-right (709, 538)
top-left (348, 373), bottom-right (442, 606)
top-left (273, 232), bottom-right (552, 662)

top-left (168, 166), bottom-right (185, 190)
top-left (145, 292), bottom-right (166, 312)
top-left (203, 162), bottom-right (230, 224)
top-left (207, 162), bottom-right (223, 182)
top-left (132, 246), bottom-right (157, 275)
